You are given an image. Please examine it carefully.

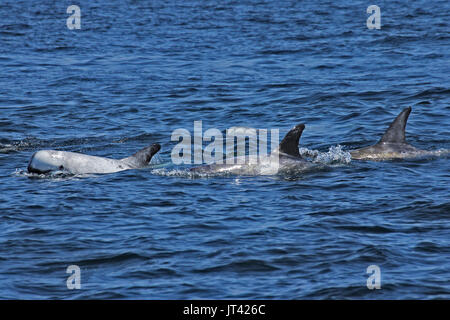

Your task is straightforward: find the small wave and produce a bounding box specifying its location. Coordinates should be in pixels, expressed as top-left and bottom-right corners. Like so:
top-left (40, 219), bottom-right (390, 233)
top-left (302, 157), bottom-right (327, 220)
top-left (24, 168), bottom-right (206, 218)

top-left (304, 285), bottom-right (378, 299)
top-left (335, 225), bottom-right (394, 234)
top-left (193, 259), bottom-right (279, 274)
top-left (13, 168), bottom-right (84, 181)
top-left (2, 23), bottom-right (31, 31)
top-left (410, 87), bottom-right (450, 99)
top-left (0, 136), bottom-right (100, 153)
top-left (414, 241), bottom-right (445, 253)
top-left (151, 167), bottom-right (230, 179)
top-left (0, 137), bottom-right (48, 153)
top-left (0, 143), bottom-right (15, 154)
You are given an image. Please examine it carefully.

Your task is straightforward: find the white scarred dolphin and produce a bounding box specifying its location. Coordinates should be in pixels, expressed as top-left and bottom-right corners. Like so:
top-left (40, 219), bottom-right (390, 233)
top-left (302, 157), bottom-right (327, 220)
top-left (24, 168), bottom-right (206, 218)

top-left (28, 143), bottom-right (161, 174)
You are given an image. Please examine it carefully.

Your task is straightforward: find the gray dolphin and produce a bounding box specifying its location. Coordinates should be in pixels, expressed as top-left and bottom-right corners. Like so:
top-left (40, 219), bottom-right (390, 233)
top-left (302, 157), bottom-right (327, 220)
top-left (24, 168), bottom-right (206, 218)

top-left (190, 124), bottom-right (311, 175)
top-left (350, 107), bottom-right (434, 160)
top-left (28, 143), bottom-right (161, 174)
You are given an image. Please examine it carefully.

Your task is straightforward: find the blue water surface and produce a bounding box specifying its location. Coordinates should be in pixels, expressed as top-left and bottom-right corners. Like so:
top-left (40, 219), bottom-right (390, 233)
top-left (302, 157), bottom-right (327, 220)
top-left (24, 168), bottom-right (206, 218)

top-left (0, 0), bottom-right (449, 299)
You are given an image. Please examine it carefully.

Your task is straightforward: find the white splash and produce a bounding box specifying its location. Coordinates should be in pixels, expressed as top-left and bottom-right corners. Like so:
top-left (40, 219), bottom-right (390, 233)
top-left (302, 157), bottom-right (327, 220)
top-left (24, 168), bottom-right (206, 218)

top-left (300, 145), bottom-right (352, 165)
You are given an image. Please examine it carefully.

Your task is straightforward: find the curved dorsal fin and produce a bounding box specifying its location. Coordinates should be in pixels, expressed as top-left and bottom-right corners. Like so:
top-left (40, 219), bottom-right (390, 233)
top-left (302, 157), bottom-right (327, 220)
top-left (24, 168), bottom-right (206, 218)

top-left (277, 124), bottom-right (305, 157)
top-left (122, 143), bottom-right (161, 167)
top-left (379, 107), bottom-right (411, 144)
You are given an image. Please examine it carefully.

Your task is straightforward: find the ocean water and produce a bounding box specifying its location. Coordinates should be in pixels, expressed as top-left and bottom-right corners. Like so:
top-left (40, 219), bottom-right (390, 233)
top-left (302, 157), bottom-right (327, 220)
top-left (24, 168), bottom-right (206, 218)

top-left (0, 0), bottom-right (449, 299)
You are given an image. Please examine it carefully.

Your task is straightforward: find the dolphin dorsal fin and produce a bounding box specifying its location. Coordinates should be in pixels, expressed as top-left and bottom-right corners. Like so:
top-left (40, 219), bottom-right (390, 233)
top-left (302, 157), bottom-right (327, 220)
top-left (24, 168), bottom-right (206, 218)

top-left (277, 124), bottom-right (305, 157)
top-left (122, 143), bottom-right (161, 167)
top-left (379, 107), bottom-right (411, 144)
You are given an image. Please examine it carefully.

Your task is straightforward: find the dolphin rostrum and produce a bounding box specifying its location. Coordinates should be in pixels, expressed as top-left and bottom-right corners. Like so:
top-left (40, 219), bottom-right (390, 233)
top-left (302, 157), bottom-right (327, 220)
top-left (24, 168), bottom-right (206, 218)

top-left (28, 143), bottom-right (161, 174)
top-left (190, 124), bottom-right (310, 175)
top-left (350, 107), bottom-right (433, 160)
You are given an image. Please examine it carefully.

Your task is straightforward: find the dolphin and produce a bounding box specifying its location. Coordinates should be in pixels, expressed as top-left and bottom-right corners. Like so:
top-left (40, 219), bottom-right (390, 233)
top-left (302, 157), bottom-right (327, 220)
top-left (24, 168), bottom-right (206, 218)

top-left (350, 107), bottom-right (435, 160)
top-left (190, 124), bottom-right (311, 175)
top-left (27, 143), bottom-right (161, 174)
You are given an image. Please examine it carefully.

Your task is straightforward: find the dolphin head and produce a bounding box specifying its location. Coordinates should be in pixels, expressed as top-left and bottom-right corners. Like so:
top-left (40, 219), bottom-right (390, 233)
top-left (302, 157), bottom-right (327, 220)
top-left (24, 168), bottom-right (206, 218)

top-left (28, 150), bottom-right (65, 174)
